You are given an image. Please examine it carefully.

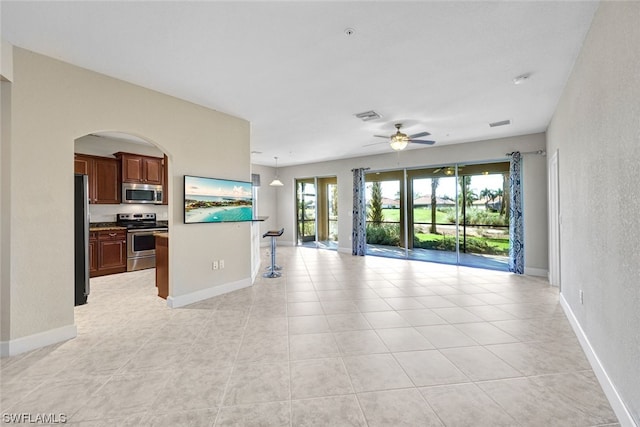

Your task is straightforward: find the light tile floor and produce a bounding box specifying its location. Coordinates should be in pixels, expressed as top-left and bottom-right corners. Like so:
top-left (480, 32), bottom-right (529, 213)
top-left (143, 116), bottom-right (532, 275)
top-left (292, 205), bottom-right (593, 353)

top-left (0, 247), bottom-right (619, 426)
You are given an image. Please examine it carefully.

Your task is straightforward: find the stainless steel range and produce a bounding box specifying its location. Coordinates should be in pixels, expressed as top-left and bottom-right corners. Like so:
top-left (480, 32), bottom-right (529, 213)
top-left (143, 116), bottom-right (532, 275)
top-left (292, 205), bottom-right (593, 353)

top-left (116, 213), bottom-right (168, 272)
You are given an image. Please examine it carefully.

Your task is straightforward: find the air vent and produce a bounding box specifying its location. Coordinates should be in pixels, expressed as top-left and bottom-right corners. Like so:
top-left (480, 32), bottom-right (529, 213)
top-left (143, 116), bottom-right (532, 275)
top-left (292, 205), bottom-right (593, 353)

top-left (354, 110), bottom-right (382, 121)
top-left (489, 119), bottom-right (511, 128)
top-left (251, 173), bottom-right (261, 187)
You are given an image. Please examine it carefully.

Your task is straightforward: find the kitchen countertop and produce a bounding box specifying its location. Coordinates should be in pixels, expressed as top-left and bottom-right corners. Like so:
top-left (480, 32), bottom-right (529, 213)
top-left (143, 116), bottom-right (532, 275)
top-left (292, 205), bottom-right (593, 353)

top-left (90, 222), bottom-right (127, 232)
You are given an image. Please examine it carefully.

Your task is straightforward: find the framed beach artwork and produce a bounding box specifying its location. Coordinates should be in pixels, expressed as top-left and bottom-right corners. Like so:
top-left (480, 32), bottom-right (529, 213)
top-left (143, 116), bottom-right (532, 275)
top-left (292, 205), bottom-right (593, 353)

top-left (184, 175), bottom-right (253, 224)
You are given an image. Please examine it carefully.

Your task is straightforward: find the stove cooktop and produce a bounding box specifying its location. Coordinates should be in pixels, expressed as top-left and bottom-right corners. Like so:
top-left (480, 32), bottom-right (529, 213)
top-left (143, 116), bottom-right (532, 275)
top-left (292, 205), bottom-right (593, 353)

top-left (116, 213), bottom-right (167, 230)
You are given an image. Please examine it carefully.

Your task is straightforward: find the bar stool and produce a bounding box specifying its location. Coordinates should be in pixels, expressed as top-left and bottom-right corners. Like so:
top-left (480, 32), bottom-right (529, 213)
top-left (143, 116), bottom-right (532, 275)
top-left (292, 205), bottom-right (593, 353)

top-left (263, 228), bottom-right (284, 278)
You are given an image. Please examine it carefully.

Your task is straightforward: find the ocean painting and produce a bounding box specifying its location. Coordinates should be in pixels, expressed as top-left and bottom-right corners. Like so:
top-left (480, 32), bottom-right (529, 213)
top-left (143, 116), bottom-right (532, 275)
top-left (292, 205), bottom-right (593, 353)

top-left (184, 176), bottom-right (253, 223)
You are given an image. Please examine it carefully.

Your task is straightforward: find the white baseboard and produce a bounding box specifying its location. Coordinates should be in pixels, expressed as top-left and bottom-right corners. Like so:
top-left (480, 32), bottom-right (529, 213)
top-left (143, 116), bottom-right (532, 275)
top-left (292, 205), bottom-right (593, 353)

top-left (166, 278), bottom-right (252, 308)
top-left (524, 266), bottom-right (548, 277)
top-left (560, 294), bottom-right (636, 427)
top-left (0, 324), bottom-right (77, 357)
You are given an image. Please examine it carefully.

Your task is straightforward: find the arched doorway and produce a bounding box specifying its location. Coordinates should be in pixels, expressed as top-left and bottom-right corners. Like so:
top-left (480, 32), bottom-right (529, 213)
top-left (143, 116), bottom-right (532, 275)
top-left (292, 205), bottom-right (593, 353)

top-left (73, 131), bottom-right (170, 307)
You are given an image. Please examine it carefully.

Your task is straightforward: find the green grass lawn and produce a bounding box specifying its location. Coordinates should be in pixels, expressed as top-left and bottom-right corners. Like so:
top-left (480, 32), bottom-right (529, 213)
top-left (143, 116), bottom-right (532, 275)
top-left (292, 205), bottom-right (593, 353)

top-left (369, 208), bottom-right (509, 256)
top-left (380, 208), bottom-right (507, 226)
top-left (414, 232), bottom-right (509, 255)
top-left (381, 208), bottom-right (451, 223)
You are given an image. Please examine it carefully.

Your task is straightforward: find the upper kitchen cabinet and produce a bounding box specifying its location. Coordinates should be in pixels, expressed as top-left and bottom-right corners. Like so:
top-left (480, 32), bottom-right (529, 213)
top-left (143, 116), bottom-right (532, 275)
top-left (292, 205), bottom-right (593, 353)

top-left (115, 152), bottom-right (163, 185)
top-left (74, 153), bottom-right (121, 204)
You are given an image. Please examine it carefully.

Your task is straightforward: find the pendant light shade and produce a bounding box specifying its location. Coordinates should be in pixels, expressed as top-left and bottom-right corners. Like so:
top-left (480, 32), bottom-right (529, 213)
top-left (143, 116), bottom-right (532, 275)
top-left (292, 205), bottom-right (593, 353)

top-left (269, 156), bottom-right (284, 186)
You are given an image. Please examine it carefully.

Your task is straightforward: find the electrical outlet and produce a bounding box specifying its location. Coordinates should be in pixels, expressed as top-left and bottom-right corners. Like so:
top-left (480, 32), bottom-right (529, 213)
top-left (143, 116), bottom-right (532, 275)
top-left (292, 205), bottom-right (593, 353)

top-left (579, 290), bottom-right (584, 304)
top-left (213, 260), bottom-right (219, 270)
top-left (219, 259), bottom-right (225, 269)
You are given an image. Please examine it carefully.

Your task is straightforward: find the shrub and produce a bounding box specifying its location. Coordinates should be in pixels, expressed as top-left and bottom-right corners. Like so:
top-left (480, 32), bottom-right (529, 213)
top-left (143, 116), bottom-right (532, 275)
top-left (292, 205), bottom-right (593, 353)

top-left (366, 223), bottom-right (400, 246)
top-left (463, 236), bottom-right (508, 255)
top-left (413, 234), bottom-right (457, 251)
top-left (446, 208), bottom-right (508, 226)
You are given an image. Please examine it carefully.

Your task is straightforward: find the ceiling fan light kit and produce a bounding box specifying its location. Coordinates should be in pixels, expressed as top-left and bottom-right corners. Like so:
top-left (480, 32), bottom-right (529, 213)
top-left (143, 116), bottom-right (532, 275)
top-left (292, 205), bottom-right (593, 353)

top-left (390, 134), bottom-right (409, 151)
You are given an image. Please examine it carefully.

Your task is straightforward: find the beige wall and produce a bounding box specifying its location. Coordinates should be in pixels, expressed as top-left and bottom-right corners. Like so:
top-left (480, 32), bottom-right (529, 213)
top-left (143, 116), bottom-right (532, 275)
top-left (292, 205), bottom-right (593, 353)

top-left (1, 41), bottom-right (13, 345)
top-left (270, 133), bottom-right (548, 275)
top-left (1, 47), bottom-right (251, 350)
top-left (1, 80), bottom-right (11, 342)
top-left (547, 2), bottom-right (640, 424)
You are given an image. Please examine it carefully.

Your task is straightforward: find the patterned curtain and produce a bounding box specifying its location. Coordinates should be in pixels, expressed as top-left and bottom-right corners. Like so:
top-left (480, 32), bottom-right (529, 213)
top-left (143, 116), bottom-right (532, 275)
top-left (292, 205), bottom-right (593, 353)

top-left (509, 152), bottom-right (524, 274)
top-left (352, 168), bottom-right (367, 256)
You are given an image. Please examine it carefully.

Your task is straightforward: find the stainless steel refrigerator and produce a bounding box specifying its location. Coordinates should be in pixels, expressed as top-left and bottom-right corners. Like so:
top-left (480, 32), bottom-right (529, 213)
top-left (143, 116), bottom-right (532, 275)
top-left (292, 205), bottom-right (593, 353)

top-left (74, 174), bottom-right (90, 305)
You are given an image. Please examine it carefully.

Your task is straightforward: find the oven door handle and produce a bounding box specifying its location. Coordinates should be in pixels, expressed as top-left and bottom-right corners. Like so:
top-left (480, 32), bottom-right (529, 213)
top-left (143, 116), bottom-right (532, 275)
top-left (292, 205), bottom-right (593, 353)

top-left (127, 228), bottom-right (168, 234)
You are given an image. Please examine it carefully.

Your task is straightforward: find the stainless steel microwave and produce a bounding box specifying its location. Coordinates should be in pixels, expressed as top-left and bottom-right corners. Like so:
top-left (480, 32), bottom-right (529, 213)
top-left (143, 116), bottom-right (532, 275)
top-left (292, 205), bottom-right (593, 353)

top-left (122, 183), bottom-right (163, 204)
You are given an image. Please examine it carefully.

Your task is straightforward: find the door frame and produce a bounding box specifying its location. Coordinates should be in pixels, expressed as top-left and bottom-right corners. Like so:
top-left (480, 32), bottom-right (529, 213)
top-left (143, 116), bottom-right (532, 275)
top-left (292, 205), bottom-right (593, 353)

top-left (548, 150), bottom-right (561, 288)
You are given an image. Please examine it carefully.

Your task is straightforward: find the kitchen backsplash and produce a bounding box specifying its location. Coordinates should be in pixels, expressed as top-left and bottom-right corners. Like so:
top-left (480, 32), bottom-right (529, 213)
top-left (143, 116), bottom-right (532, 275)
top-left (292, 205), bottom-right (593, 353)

top-left (89, 204), bottom-right (169, 223)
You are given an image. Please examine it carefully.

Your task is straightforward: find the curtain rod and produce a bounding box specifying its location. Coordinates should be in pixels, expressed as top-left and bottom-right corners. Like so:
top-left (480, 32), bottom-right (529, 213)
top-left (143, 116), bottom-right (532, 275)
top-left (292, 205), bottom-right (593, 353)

top-left (350, 167), bottom-right (371, 171)
top-left (505, 150), bottom-right (546, 156)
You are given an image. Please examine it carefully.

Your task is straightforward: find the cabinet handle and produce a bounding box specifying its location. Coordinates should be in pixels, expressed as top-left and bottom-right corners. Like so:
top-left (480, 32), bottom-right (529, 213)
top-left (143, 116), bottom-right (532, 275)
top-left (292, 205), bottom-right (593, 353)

top-left (109, 233), bottom-right (117, 237)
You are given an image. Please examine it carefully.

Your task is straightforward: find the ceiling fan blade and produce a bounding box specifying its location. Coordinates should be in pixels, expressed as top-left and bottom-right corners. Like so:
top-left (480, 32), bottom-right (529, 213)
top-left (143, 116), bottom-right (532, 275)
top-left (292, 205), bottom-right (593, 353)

top-left (433, 168), bottom-right (442, 174)
top-left (409, 131), bottom-right (431, 138)
top-left (363, 141), bottom-right (388, 147)
top-left (373, 135), bottom-right (390, 139)
top-left (410, 139), bottom-right (436, 145)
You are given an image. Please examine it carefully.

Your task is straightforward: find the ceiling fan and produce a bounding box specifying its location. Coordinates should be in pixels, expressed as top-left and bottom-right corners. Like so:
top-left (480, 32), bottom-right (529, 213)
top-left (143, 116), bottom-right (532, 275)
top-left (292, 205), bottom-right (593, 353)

top-left (366, 123), bottom-right (436, 151)
top-left (433, 165), bottom-right (464, 175)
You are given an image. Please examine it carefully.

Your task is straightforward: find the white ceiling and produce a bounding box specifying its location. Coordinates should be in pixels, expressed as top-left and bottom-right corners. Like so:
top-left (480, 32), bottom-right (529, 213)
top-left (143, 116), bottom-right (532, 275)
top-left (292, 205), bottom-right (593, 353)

top-left (1, 1), bottom-right (599, 167)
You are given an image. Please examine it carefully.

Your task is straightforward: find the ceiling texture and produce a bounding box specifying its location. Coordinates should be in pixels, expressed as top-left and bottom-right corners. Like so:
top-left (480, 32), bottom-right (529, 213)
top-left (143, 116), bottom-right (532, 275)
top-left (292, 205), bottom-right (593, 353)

top-left (1, 1), bottom-right (599, 166)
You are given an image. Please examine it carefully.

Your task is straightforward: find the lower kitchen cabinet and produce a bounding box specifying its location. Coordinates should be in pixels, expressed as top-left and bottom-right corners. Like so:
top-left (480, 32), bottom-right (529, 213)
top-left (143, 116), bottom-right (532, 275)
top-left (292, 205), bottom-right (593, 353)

top-left (155, 233), bottom-right (168, 299)
top-left (90, 229), bottom-right (127, 277)
top-left (89, 232), bottom-right (98, 276)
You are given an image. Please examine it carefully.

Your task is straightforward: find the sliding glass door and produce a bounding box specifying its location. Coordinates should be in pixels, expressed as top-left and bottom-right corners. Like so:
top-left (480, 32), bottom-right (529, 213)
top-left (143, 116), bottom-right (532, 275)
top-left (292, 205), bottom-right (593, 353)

top-left (296, 176), bottom-right (338, 249)
top-left (366, 163), bottom-right (510, 271)
top-left (408, 168), bottom-right (459, 265)
top-left (364, 171), bottom-right (405, 259)
top-left (456, 164), bottom-right (509, 269)
top-left (296, 178), bottom-right (316, 244)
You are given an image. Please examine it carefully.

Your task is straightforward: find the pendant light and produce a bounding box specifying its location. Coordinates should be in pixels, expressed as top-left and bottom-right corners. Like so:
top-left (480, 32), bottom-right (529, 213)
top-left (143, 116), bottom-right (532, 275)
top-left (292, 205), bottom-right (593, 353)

top-left (269, 156), bottom-right (284, 186)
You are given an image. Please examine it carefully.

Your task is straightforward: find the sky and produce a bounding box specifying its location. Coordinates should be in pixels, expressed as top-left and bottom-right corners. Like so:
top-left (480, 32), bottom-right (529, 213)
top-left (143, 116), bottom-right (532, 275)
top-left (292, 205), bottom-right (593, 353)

top-left (185, 176), bottom-right (252, 198)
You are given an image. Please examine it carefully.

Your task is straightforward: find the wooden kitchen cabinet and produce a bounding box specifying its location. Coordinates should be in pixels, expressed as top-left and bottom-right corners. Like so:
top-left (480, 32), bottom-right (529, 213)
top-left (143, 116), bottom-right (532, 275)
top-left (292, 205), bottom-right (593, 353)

top-left (89, 231), bottom-right (98, 277)
top-left (115, 152), bottom-right (163, 185)
top-left (92, 229), bottom-right (127, 277)
top-left (162, 154), bottom-right (168, 205)
top-left (74, 154), bottom-right (121, 204)
top-left (74, 155), bottom-right (92, 175)
top-left (155, 233), bottom-right (168, 299)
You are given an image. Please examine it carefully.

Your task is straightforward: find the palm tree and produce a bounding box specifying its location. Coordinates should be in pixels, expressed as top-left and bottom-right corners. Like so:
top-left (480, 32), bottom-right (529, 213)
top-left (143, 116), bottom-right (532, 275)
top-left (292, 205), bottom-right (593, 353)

top-left (430, 178), bottom-right (439, 233)
top-left (500, 174), bottom-right (510, 217)
top-left (495, 188), bottom-right (503, 212)
top-left (459, 176), bottom-right (478, 209)
top-left (466, 189), bottom-right (479, 208)
top-left (480, 188), bottom-right (498, 210)
top-left (330, 184), bottom-right (338, 218)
